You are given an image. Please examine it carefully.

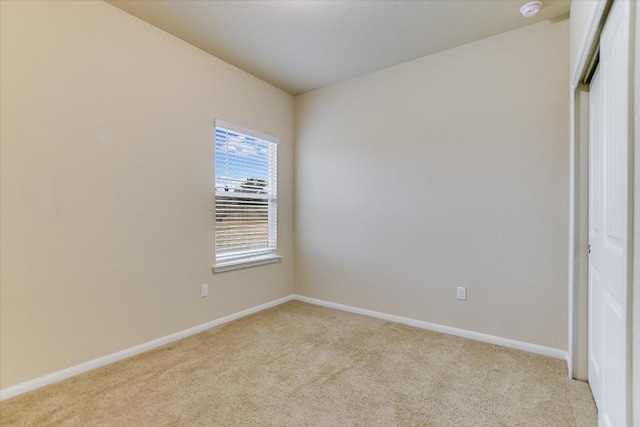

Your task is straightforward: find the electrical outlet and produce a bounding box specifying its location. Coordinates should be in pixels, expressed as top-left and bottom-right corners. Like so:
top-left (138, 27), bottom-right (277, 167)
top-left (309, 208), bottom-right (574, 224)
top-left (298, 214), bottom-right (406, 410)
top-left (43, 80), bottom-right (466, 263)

top-left (457, 286), bottom-right (467, 301)
top-left (201, 284), bottom-right (209, 298)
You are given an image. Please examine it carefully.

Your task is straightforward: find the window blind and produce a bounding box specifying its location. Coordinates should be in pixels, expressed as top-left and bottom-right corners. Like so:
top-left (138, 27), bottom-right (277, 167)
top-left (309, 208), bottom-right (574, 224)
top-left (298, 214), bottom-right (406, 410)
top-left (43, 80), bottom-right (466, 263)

top-left (214, 121), bottom-right (278, 266)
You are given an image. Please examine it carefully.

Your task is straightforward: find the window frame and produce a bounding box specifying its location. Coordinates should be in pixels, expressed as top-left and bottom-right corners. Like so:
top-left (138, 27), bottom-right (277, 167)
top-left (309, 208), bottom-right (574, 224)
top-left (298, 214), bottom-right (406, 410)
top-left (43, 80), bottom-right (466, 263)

top-left (213, 119), bottom-right (281, 273)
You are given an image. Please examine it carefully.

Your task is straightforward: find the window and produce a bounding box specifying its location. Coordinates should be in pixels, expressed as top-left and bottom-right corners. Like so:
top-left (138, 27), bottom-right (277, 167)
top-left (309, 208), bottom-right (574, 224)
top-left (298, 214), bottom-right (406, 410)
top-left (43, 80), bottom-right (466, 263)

top-left (213, 120), bottom-right (280, 272)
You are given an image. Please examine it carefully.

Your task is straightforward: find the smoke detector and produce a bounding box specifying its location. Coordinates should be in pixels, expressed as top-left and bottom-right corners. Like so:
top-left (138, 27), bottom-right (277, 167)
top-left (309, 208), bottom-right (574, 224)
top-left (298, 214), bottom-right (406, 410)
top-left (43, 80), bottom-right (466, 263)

top-left (520, 1), bottom-right (543, 18)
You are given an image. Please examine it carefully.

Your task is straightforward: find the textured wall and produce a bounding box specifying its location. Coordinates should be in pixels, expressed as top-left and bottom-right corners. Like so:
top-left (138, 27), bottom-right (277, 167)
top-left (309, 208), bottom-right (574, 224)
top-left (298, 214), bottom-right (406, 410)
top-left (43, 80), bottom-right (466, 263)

top-left (0, 0), bottom-right (295, 388)
top-left (295, 20), bottom-right (570, 350)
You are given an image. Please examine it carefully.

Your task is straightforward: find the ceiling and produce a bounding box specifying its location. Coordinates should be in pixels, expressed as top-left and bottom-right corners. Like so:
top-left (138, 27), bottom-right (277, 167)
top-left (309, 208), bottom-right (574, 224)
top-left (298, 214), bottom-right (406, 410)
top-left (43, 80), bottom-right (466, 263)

top-left (107, 0), bottom-right (571, 95)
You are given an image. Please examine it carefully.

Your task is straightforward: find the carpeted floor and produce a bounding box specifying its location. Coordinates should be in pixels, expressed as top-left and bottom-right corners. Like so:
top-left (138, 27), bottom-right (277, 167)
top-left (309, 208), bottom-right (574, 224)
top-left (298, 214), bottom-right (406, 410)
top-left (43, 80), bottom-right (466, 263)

top-left (0, 301), bottom-right (597, 426)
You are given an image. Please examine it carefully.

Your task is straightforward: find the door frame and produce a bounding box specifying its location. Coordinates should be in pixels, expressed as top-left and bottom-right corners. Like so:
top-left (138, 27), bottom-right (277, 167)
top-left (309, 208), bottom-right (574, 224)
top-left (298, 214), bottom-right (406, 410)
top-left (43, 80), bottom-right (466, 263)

top-left (567, 0), bottom-right (636, 423)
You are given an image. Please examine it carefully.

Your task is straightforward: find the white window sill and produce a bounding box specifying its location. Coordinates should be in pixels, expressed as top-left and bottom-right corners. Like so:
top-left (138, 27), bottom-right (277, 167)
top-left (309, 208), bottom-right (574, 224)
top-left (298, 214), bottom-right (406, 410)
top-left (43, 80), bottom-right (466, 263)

top-left (213, 254), bottom-right (282, 273)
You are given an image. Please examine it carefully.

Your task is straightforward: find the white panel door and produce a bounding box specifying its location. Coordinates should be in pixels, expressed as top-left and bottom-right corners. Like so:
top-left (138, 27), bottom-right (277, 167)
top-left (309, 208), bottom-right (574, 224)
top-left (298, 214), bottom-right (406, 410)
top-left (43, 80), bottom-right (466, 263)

top-left (588, 64), bottom-right (603, 411)
top-left (588, 1), bottom-right (630, 426)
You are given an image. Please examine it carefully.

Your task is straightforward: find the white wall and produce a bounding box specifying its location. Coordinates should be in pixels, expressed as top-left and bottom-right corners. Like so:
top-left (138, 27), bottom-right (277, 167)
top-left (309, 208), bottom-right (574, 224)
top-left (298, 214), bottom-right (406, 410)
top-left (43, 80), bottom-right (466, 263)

top-left (295, 20), bottom-right (570, 350)
top-left (0, 0), bottom-right (294, 388)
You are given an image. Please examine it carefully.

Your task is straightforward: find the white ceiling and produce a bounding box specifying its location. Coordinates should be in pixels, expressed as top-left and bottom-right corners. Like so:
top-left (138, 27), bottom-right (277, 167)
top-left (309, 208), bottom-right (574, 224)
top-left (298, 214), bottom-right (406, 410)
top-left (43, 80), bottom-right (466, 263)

top-left (107, 0), bottom-right (570, 95)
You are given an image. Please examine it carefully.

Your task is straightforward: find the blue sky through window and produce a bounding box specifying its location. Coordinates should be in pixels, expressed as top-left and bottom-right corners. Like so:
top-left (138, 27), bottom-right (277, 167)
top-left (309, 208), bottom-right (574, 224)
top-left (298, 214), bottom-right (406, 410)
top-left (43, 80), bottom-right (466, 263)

top-left (215, 127), bottom-right (270, 193)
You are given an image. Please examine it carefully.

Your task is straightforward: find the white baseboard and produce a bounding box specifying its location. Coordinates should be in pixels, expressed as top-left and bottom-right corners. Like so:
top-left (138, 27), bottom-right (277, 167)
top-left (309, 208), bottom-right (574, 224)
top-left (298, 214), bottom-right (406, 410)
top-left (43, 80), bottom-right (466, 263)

top-left (0, 294), bottom-right (295, 401)
top-left (1, 293), bottom-right (568, 401)
top-left (293, 295), bottom-right (568, 361)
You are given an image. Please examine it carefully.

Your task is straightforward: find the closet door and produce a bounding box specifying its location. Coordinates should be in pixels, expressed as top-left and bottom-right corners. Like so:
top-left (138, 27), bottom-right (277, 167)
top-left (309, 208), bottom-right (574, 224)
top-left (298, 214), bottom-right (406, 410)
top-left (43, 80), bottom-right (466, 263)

top-left (587, 63), bottom-right (603, 412)
top-left (588, 1), bottom-right (631, 426)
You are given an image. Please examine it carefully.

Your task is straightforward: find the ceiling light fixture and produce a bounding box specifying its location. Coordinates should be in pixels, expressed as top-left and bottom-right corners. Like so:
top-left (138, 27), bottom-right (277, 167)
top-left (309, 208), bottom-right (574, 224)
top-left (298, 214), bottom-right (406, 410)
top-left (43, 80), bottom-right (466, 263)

top-left (520, 1), bottom-right (543, 18)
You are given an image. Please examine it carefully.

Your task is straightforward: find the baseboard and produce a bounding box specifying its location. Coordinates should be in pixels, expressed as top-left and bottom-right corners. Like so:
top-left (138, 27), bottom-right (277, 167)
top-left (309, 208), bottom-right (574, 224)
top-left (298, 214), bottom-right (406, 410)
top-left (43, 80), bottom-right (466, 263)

top-left (293, 294), bottom-right (568, 360)
top-left (0, 294), bottom-right (295, 401)
top-left (1, 293), bottom-right (568, 401)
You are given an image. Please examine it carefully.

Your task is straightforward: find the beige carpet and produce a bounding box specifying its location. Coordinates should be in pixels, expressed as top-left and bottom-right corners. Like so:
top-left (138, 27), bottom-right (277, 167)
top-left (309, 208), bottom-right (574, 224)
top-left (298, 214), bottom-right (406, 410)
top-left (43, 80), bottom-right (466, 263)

top-left (0, 301), bottom-right (596, 426)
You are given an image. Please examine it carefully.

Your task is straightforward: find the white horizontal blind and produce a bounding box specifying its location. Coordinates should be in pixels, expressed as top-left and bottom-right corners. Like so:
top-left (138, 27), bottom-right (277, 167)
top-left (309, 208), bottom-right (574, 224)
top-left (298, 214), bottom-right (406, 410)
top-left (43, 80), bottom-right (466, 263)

top-left (214, 121), bottom-right (278, 265)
